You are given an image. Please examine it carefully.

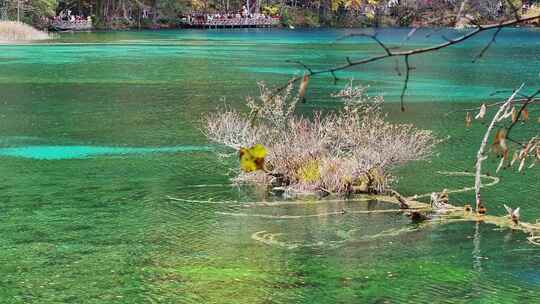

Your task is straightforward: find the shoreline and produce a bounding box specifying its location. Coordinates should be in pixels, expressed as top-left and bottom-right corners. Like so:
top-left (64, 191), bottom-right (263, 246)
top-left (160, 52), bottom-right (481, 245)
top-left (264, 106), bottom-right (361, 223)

top-left (45, 22), bottom-right (540, 33)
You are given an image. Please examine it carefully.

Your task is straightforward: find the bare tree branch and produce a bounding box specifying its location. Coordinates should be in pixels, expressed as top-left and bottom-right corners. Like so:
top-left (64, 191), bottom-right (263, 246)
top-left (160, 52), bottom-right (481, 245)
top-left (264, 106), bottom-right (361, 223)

top-left (475, 85), bottom-right (524, 211)
top-left (278, 13), bottom-right (540, 110)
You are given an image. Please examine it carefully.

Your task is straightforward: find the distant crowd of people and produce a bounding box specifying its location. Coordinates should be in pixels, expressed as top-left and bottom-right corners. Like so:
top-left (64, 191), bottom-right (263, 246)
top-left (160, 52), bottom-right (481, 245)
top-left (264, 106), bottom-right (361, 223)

top-left (205, 12), bottom-right (277, 21)
top-left (189, 6), bottom-right (279, 26)
top-left (51, 10), bottom-right (91, 24)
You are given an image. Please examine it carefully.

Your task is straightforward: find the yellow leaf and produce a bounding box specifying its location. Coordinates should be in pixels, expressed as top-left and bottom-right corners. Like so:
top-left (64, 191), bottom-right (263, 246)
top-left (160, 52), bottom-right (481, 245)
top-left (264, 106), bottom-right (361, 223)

top-left (240, 158), bottom-right (257, 172)
top-left (248, 144), bottom-right (267, 159)
top-left (239, 145), bottom-right (267, 172)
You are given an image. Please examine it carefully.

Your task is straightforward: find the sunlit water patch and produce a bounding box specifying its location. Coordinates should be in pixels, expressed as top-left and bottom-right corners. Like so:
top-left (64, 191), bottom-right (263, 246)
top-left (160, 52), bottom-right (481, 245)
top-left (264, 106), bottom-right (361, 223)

top-left (0, 145), bottom-right (211, 160)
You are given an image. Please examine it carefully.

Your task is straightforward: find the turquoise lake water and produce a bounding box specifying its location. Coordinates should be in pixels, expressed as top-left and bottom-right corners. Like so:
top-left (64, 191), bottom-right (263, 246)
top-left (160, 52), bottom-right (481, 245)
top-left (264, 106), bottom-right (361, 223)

top-left (0, 28), bottom-right (539, 303)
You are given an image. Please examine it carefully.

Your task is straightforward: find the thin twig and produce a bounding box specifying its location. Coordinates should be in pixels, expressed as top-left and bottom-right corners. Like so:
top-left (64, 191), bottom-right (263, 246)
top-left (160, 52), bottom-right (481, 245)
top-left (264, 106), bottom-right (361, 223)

top-left (444, 98), bottom-right (540, 116)
top-left (472, 27), bottom-right (502, 63)
top-left (400, 55), bottom-right (411, 112)
top-left (337, 32), bottom-right (393, 56)
top-left (285, 60), bottom-right (313, 74)
top-left (330, 70), bottom-right (339, 84)
top-left (506, 89), bottom-right (540, 136)
top-left (490, 90), bottom-right (531, 98)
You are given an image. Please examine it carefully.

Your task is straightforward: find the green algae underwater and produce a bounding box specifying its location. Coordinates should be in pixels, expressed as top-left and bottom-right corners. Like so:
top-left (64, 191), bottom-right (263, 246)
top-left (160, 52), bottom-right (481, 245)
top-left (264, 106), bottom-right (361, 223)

top-left (0, 28), bottom-right (539, 303)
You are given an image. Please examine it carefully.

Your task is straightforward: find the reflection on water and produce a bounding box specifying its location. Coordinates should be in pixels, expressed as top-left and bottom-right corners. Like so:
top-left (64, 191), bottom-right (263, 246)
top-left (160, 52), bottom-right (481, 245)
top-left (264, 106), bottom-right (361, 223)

top-left (0, 28), bottom-right (539, 303)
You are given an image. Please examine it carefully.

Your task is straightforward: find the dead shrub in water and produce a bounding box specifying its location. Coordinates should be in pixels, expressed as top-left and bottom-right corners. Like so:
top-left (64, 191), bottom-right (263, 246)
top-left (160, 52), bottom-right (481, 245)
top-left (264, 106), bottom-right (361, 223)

top-left (0, 21), bottom-right (50, 42)
top-left (203, 81), bottom-right (438, 196)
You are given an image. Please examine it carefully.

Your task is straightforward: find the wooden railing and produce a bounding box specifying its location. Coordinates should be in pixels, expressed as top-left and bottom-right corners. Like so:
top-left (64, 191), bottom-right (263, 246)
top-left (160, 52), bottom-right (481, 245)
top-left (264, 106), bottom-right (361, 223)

top-left (189, 16), bottom-right (280, 28)
top-left (51, 20), bottom-right (93, 31)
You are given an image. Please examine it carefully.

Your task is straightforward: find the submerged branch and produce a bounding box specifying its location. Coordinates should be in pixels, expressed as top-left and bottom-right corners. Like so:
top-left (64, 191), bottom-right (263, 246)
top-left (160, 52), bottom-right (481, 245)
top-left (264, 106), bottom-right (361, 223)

top-left (244, 192), bottom-right (540, 249)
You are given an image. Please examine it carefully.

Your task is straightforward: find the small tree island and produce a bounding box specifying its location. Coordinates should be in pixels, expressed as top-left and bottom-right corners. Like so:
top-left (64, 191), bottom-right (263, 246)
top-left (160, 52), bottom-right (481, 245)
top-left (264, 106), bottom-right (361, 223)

top-left (204, 81), bottom-right (438, 197)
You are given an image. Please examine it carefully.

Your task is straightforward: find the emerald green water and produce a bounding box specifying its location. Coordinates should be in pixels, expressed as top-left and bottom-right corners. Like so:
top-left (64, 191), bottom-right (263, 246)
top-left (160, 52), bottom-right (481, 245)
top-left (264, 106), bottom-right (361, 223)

top-left (0, 28), bottom-right (539, 303)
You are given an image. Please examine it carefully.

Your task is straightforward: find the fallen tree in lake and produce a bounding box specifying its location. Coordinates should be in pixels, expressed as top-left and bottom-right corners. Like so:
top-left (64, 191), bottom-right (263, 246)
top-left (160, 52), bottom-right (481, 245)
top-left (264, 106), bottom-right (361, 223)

top-left (197, 81), bottom-right (540, 247)
top-left (167, 176), bottom-right (540, 247)
top-left (197, 11), bottom-right (540, 249)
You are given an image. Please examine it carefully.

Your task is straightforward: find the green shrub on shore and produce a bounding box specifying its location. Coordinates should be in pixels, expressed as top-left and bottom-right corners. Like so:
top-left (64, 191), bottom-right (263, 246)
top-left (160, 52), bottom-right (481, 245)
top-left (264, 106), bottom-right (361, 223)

top-left (0, 21), bottom-right (50, 42)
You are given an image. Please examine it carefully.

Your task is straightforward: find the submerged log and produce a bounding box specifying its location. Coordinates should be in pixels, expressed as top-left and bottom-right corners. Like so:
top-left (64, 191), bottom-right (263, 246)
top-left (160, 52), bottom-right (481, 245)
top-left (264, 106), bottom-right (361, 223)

top-left (168, 189), bottom-right (540, 246)
top-left (389, 189), bottom-right (410, 209)
top-left (430, 189), bottom-right (452, 210)
top-left (372, 192), bottom-right (540, 245)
